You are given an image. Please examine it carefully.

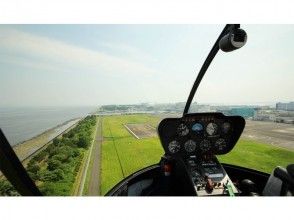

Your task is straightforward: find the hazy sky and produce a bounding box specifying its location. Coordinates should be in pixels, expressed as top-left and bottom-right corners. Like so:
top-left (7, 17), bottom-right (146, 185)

top-left (0, 25), bottom-right (293, 107)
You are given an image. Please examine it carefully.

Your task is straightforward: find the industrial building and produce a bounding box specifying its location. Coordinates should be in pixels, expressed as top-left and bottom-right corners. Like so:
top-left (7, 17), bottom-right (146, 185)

top-left (276, 102), bottom-right (294, 111)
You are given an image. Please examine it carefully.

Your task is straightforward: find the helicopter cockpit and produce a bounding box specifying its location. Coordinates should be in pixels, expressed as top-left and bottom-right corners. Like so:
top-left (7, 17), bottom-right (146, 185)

top-left (105, 24), bottom-right (294, 197)
top-left (106, 112), bottom-right (293, 197)
top-left (0, 24), bottom-right (293, 197)
top-left (157, 113), bottom-right (245, 196)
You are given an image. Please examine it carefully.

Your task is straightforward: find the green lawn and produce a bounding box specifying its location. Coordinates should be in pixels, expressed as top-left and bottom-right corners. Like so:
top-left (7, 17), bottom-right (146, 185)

top-left (100, 114), bottom-right (294, 195)
top-left (100, 114), bottom-right (163, 195)
top-left (218, 139), bottom-right (294, 173)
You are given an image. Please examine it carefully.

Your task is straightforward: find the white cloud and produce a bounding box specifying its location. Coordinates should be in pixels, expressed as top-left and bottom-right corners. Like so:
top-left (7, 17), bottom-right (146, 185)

top-left (99, 41), bottom-right (157, 63)
top-left (0, 28), bottom-right (159, 76)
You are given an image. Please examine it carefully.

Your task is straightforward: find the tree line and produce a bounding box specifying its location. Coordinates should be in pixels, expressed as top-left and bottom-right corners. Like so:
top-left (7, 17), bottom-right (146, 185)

top-left (0, 115), bottom-right (97, 196)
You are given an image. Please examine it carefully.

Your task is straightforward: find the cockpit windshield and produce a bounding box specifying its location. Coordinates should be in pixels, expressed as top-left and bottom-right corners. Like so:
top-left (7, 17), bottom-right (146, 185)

top-left (0, 25), bottom-right (293, 196)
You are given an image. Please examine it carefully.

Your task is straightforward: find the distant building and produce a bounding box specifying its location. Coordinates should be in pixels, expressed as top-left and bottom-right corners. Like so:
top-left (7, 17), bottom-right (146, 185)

top-left (276, 102), bottom-right (294, 111)
top-left (190, 104), bottom-right (211, 113)
top-left (253, 109), bottom-right (276, 121)
top-left (229, 107), bottom-right (255, 118)
top-left (216, 107), bottom-right (255, 119)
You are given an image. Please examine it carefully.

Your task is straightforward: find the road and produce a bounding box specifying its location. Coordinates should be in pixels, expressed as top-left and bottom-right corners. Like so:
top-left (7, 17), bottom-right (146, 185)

top-left (75, 117), bottom-right (102, 196)
top-left (87, 117), bottom-right (103, 196)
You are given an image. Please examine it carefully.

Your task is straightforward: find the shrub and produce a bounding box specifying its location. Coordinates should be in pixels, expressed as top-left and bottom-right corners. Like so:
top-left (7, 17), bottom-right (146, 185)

top-left (53, 138), bottom-right (60, 146)
top-left (77, 136), bottom-right (90, 148)
top-left (72, 148), bottom-right (80, 157)
top-left (27, 158), bottom-right (37, 167)
top-left (40, 181), bottom-right (71, 196)
top-left (39, 169), bottom-right (64, 182)
top-left (60, 137), bottom-right (75, 147)
top-left (28, 171), bottom-right (40, 181)
top-left (0, 180), bottom-right (19, 196)
top-left (52, 169), bottom-right (65, 181)
top-left (27, 163), bottom-right (40, 173)
top-left (74, 153), bottom-right (84, 173)
top-left (47, 159), bottom-right (62, 171)
top-left (67, 131), bottom-right (75, 138)
top-left (32, 150), bottom-right (47, 162)
top-left (39, 182), bottom-right (55, 195)
top-left (48, 147), bottom-right (60, 158)
top-left (52, 153), bottom-right (70, 163)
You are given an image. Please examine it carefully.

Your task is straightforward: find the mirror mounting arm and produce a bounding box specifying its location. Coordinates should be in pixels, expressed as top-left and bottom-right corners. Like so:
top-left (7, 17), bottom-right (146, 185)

top-left (183, 24), bottom-right (240, 116)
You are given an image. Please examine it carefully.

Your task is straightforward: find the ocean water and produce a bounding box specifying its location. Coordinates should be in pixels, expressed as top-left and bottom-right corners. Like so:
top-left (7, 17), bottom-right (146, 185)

top-left (0, 106), bottom-right (96, 146)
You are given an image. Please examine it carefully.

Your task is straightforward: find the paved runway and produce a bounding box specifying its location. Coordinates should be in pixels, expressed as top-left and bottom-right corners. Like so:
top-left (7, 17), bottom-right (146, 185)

top-left (242, 120), bottom-right (294, 150)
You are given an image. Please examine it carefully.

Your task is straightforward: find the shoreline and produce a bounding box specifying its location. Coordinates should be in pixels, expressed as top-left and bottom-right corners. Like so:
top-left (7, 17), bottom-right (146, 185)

top-left (0, 117), bottom-right (83, 178)
top-left (12, 118), bottom-right (80, 148)
top-left (13, 117), bottom-right (82, 162)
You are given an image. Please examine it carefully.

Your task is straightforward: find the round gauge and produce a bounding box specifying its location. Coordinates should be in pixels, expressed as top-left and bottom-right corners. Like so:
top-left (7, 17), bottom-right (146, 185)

top-left (206, 122), bottom-right (218, 136)
top-left (184, 140), bottom-right (197, 153)
top-left (192, 123), bottom-right (204, 134)
top-left (215, 138), bottom-right (226, 151)
top-left (168, 140), bottom-right (181, 153)
top-left (222, 122), bottom-right (231, 134)
top-left (200, 139), bottom-right (211, 152)
top-left (177, 123), bottom-right (189, 136)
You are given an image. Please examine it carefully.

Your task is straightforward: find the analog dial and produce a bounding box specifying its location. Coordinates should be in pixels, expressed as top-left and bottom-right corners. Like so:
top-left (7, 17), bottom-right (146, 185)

top-left (192, 123), bottom-right (204, 134)
top-left (206, 122), bottom-right (218, 136)
top-left (222, 122), bottom-right (231, 134)
top-left (177, 123), bottom-right (189, 136)
top-left (200, 139), bottom-right (211, 152)
top-left (215, 138), bottom-right (226, 151)
top-left (184, 140), bottom-right (197, 153)
top-left (168, 140), bottom-right (181, 153)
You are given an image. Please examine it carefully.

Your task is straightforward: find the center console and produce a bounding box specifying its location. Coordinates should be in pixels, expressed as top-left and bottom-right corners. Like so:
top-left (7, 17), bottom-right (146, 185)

top-left (186, 155), bottom-right (239, 196)
top-left (157, 112), bottom-right (245, 196)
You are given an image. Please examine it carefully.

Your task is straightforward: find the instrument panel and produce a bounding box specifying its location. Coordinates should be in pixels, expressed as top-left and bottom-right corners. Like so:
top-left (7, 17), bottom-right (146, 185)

top-left (157, 112), bottom-right (245, 157)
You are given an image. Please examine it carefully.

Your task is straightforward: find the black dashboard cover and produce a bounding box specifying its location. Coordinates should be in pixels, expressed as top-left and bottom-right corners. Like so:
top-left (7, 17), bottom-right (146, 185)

top-left (157, 112), bottom-right (245, 157)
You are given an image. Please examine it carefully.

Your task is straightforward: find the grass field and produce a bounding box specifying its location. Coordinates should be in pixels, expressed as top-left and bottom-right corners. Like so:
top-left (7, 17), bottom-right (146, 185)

top-left (100, 114), bottom-right (163, 195)
top-left (100, 114), bottom-right (294, 195)
top-left (217, 139), bottom-right (294, 173)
